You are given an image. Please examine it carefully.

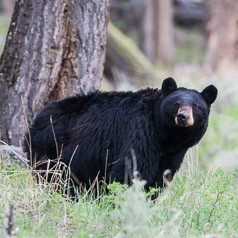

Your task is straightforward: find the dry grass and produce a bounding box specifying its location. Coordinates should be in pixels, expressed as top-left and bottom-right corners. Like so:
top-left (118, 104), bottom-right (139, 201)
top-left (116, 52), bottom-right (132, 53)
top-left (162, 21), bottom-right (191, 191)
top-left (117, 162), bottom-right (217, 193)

top-left (0, 150), bottom-right (238, 238)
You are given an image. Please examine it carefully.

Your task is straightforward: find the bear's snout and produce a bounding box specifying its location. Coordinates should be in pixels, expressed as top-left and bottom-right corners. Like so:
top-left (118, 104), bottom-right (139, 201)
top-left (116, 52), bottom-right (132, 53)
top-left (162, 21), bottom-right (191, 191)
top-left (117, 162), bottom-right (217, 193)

top-left (177, 113), bottom-right (187, 123)
top-left (175, 106), bottom-right (194, 127)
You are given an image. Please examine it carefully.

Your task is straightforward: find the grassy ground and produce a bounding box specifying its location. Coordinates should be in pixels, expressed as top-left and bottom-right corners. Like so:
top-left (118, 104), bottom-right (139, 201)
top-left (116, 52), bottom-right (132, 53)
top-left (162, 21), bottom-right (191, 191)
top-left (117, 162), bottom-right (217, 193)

top-left (0, 160), bottom-right (238, 238)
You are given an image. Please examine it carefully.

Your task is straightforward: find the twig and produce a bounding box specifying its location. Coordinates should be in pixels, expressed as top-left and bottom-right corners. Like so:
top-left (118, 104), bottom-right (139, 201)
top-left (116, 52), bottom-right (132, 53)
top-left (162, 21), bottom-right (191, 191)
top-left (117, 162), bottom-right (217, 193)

top-left (0, 141), bottom-right (29, 168)
top-left (6, 205), bottom-right (17, 237)
top-left (207, 192), bottom-right (222, 224)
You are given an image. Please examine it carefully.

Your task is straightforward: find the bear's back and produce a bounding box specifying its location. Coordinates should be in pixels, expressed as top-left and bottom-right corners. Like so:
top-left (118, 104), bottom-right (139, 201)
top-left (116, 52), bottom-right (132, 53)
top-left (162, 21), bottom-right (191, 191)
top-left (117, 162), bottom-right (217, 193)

top-left (26, 88), bottom-right (162, 164)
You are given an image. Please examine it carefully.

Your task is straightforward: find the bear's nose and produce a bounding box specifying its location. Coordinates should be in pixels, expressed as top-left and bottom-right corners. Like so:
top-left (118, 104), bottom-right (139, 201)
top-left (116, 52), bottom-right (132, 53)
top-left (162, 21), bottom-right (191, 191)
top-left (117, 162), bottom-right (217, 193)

top-left (176, 113), bottom-right (187, 123)
top-left (175, 106), bottom-right (194, 127)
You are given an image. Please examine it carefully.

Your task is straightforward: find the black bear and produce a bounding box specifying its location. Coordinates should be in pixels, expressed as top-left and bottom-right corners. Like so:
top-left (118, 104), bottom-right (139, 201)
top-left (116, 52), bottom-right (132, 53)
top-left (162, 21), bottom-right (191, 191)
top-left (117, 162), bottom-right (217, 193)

top-left (24, 77), bottom-right (217, 194)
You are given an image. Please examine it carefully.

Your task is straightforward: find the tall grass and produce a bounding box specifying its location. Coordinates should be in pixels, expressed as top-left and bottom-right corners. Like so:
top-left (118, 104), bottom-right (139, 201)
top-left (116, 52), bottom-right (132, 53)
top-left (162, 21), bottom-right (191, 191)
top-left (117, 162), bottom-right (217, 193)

top-left (0, 153), bottom-right (238, 237)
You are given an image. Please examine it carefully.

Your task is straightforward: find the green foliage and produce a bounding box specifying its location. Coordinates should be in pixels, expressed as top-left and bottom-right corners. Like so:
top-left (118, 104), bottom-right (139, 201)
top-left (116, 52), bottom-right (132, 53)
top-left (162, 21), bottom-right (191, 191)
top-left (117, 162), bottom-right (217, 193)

top-left (0, 160), bottom-right (238, 237)
top-left (156, 169), bottom-right (238, 237)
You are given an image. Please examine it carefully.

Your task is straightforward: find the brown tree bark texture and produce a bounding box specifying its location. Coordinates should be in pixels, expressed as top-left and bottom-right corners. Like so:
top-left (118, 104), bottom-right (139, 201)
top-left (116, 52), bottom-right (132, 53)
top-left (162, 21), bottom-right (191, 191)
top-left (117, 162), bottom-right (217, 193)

top-left (204, 0), bottom-right (238, 74)
top-left (0, 0), bottom-right (110, 146)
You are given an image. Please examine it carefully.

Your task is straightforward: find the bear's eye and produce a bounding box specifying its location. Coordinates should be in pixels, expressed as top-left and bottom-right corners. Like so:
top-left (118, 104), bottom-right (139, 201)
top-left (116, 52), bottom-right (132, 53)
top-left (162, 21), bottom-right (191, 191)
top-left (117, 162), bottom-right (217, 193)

top-left (174, 102), bottom-right (179, 108)
top-left (193, 103), bottom-right (198, 109)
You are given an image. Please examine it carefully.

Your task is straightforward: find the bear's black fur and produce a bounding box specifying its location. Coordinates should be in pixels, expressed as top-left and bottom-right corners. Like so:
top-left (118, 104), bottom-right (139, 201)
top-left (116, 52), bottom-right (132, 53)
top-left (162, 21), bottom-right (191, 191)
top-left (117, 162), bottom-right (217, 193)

top-left (24, 77), bottom-right (217, 193)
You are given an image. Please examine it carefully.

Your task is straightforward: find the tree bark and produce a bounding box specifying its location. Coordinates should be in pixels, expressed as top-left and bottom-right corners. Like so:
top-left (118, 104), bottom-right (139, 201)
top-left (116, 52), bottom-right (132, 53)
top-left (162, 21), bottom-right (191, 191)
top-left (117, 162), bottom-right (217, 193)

top-left (204, 0), bottom-right (238, 75)
top-left (0, 0), bottom-right (110, 146)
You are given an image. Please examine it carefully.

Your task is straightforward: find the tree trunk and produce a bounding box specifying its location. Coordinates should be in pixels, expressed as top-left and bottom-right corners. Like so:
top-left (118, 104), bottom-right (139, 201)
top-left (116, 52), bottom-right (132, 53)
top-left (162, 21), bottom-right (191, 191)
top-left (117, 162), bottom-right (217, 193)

top-left (2, 0), bottom-right (14, 18)
top-left (154, 0), bottom-right (174, 64)
top-left (204, 0), bottom-right (238, 75)
top-left (139, 0), bottom-right (174, 64)
top-left (139, 0), bottom-right (155, 61)
top-left (0, 0), bottom-right (110, 146)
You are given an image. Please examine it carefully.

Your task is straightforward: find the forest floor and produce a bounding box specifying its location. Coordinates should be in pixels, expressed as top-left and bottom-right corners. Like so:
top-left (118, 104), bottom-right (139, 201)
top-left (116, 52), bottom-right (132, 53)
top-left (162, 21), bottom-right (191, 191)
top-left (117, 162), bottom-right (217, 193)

top-left (0, 158), bottom-right (238, 237)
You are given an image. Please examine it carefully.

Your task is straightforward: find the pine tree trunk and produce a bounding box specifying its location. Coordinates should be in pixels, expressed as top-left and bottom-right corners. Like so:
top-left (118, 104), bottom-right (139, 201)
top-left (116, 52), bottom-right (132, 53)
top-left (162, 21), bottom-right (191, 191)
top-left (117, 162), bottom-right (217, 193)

top-left (0, 0), bottom-right (110, 146)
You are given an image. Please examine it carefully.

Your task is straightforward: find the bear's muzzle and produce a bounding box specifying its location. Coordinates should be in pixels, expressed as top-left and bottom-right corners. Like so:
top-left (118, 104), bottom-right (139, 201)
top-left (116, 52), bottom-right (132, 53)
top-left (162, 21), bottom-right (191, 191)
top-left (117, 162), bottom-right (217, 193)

top-left (175, 106), bottom-right (194, 127)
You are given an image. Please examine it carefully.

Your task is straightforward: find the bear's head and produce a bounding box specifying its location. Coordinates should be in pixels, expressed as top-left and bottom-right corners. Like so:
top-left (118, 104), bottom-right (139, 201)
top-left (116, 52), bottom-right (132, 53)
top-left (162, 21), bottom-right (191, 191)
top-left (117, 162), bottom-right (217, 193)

top-left (159, 77), bottom-right (218, 130)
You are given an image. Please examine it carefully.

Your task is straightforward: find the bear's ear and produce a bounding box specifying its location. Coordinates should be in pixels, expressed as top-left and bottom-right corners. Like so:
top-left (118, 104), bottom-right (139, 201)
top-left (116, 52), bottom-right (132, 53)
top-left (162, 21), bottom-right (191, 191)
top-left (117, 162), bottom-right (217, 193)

top-left (161, 77), bottom-right (177, 96)
top-left (201, 85), bottom-right (218, 105)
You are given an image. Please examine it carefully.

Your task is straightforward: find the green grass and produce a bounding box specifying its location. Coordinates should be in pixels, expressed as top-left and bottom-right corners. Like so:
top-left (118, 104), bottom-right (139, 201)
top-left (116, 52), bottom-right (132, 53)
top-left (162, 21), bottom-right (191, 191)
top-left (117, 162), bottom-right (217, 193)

top-left (0, 159), bottom-right (238, 237)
